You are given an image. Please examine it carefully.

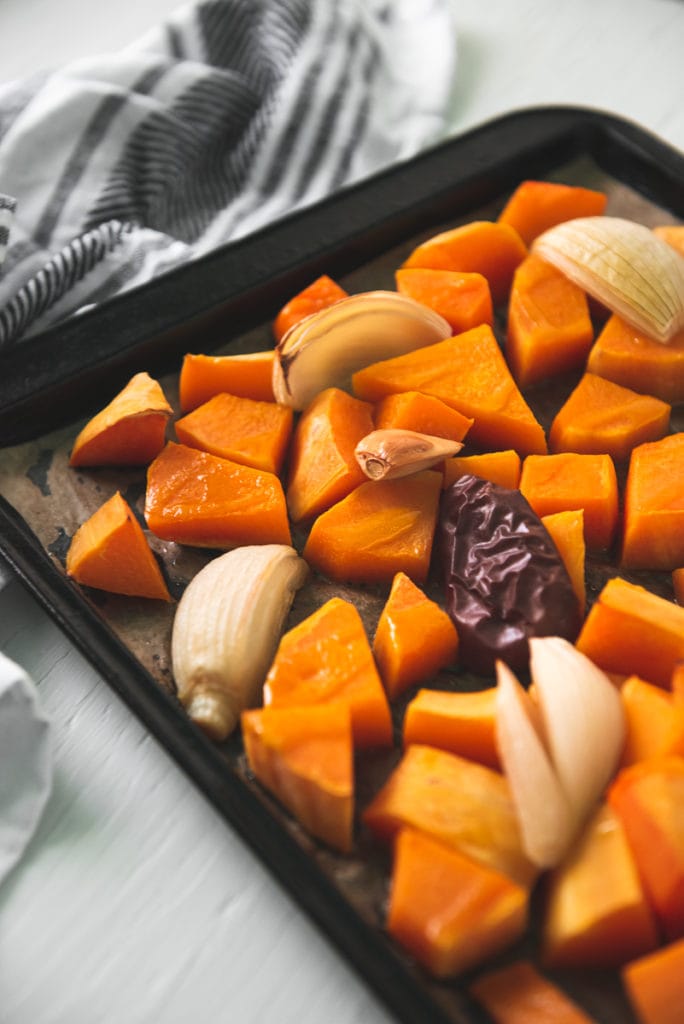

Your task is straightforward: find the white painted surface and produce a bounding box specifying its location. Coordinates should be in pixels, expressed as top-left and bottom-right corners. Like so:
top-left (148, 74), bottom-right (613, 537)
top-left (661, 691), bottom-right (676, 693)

top-left (0, 2), bottom-right (682, 1023)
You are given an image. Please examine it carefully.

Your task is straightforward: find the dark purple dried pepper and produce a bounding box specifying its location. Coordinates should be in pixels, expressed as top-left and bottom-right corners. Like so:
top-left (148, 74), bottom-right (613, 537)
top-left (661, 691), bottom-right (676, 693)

top-left (437, 474), bottom-right (581, 676)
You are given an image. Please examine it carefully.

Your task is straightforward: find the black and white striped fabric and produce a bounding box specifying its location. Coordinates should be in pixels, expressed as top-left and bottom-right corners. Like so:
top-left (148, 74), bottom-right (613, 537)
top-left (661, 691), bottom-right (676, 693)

top-left (0, 0), bottom-right (458, 349)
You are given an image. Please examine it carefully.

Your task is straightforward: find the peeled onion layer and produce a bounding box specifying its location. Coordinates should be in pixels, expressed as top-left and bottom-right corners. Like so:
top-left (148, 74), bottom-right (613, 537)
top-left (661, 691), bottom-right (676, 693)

top-left (532, 216), bottom-right (684, 343)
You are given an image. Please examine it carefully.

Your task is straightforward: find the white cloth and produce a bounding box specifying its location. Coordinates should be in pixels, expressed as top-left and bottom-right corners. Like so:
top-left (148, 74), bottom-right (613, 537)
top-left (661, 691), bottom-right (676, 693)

top-left (0, 0), bottom-right (459, 884)
top-left (0, 0), bottom-right (458, 348)
top-left (0, 651), bottom-right (52, 886)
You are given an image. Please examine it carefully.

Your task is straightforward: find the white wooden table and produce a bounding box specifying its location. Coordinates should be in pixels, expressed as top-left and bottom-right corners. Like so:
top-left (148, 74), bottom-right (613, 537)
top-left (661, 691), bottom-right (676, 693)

top-left (0, 2), bottom-right (682, 1023)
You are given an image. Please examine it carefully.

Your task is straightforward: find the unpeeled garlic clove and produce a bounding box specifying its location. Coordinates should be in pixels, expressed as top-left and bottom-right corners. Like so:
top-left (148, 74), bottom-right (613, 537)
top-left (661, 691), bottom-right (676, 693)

top-left (532, 216), bottom-right (684, 343)
top-left (354, 428), bottom-right (462, 480)
top-left (272, 290), bottom-right (451, 410)
top-left (171, 544), bottom-right (308, 741)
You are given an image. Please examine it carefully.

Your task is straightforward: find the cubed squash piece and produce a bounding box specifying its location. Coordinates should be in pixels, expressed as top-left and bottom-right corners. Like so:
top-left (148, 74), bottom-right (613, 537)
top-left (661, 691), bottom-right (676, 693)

top-left (263, 597), bottom-right (392, 749)
top-left (362, 744), bottom-right (536, 888)
top-left (175, 392), bottom-right (293, 474)
top-left (674, 568), bottom-right (684, 605)
top-left (69, 371), bottom-right (172, 467)
top-left (403, 687), bottom-right (499, 770)
top-left (620, 675), bottom-right (684, 767)
top-left (549, 373), bottom-right (671, 461)
top-left (387, 827), bottom-right (528, 977)
top-left (372, 572), bottom-right (459, 699)
top-left (541, 509), bottom-right (586, 615)
top-left (506, 255), bottom-right (594, 388)
top-left (303, 471), bottom-right (442, 586)
top-left (374, 390), bottom-right (473, 442)
top-left (353, 325), bottom-right (547, 456)
top-left (653, 224), bottom-right (684, 259)
top-left (66, 491), bottom-right (171, 601)
top-left (470, 960), bottom-right (599, 1024)
top-left (144, 442), bottom-right (291, 548)
top-left (541, 802), bottom-right (659, 968)
top-left (520, 452), bottom-right (618, 550)
top-left (622, 936), bottom-right (684, 1024)
top-left (497, 179), bottom-right (607, 245)
top-left (609, 756), bottom-right (684, 941)
top-left (273, 274), bottom-right (348, 343)
top-left (241, 702), bottom-right (353, 852)
top-left (178, 351), bottom-right (276, 411)
top-left (622, 433), bottom-right (684, 571)
top-left (586, 314), bottom-right (684, 405)
top-left (395, 268), bottom-right (493, 333)
top-left (401, 220), bottom-right (527, 304)
top-left (286, 387), bottom-right (374, 523)
top-left (443, 450), bottom-right (521, 491)
top-left (576, 576), bottom-right (684, 689)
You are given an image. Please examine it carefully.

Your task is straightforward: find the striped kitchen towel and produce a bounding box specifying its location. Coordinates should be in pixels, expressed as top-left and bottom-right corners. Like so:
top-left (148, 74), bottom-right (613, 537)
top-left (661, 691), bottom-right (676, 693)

top-left (0, 0), bottom-right (458, 349)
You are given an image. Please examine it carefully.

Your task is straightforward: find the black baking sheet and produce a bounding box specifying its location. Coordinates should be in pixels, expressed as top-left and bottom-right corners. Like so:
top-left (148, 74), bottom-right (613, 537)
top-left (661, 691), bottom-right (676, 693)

top-left (1, 107), bottom-right (683, 1024)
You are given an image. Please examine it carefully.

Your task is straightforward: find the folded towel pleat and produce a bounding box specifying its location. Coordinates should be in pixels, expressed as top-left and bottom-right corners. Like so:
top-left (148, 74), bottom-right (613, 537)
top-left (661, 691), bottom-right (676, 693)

top-left (0, 0), bottom-right (458, 349)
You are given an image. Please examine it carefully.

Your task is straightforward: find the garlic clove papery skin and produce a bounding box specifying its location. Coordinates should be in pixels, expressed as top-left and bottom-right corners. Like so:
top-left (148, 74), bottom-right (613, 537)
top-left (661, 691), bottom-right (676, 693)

top-left (171, 544), bottom-right (308, 742)
top-left (272, 290), bottom-right (451, 410)
top-left (532, 216), bottom-right (684, 343)
top-left (354, 428), bottom-right (463, 480)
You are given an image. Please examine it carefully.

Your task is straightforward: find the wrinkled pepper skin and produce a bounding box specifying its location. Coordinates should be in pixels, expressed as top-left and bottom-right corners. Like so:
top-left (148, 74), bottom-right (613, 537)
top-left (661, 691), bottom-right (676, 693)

top-left (437, 475), bottom-right (581, 675)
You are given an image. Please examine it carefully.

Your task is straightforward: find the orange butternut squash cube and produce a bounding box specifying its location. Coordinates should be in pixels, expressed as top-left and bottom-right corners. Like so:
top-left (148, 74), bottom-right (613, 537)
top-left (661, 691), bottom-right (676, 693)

top-left (541, 803), bottom-right (659, 968)
top-left (586, 314), bottom-right (684, 405)
top-left (372, 572), bottom-right (458, 699)
top-left (303, 471), bottom-right (442, 587)
top-left (549, 373), bottom-right (671, 461)
top-left (178, 351), bottom-right (276, 411)
top-left (174, 392), bottom-right (293, 474)
top-left (394, 268), bottom-right (493, 333)
top-left (286, 387), bottom-right (374, 523)
top-left (353, 325), bottom-right (547, 456)
top-left (506, 255), bottom-right (594, 388)
top-left (273, 274), bottom-right (348, 343)
top-left (674, 568), bottom-right (684, 605)
top-left (374, 390), bottom-right (473, 443)
top-left (519, 452), bottom-right (618, 550)
top-left (403, 687), bottom-right (499, 770)
top-left (576, 577), bottom-right (684, 689)
top-left (470, 960), bottom-right (599, 1024)
top-left (497, 179), bottom-right (607, 245)
top-left (144, 442), bottom-right (291, 548)
top-left (263, 597), bottom-right (392, 749)
top-left (622, 433), bottom-right (684, 571)
top-left (653, 224), bottom-right (684, 259)
top-left (66, 491), bottom-right (171, 601)
top-left (69, 371), bottom-right (172, 467)
top-left (609, 756), bottom-right (684, 941)
top-left (541, 509), bottom-right (586, 615)
top-left (387, 827), bottom-right (528, 978)
top-left (443, 449), bottom-right (521, 491)
top-left (622, 935), bottom-right (684, 1024)
top-left (362, 744), bottom-right (537, 888)
top-left (401, 220), bottom-right (527, 304)
top-left (241, 702), bottom-right (353, 852)
top-left (620, 675), bottom-right (684, 767)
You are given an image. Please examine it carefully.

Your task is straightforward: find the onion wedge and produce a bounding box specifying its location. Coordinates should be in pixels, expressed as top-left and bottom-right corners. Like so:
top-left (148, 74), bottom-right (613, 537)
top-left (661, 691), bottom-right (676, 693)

top-left (532, 216), bottom-right (684, 343)
top-left (495, 660), bottom-right (575, 869)
top-left (529, 636), bottom-right (625, 821)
